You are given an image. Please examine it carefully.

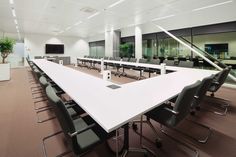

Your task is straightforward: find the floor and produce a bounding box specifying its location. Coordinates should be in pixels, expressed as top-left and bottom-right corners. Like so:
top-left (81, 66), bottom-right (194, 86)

top-left (0, 65), bottom-right (236, 157)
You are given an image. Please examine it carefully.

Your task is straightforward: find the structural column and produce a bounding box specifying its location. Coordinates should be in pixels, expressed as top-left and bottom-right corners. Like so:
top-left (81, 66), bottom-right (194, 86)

top-left (105, 30), bottom-right (113, 57)
top-left (135, 26), bottom-right (142, 60)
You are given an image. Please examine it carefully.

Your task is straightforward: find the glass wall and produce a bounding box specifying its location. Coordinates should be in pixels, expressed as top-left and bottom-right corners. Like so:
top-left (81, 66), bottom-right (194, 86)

top-left (120, 36), bottom-right (135, 58)
top-left (89, 40), bottom-right (105, 57)
top-left (142, 39), bottom-right (158, 60)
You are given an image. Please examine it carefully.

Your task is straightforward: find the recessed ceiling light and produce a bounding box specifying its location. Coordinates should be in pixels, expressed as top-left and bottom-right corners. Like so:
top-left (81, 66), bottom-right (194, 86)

top-left (16, 25), bottom-right (19, 29)
top-left (192, 0), bottom-right (233, 11)
top-left (14, 19), bottom-right (18, 24)
top-left (87, 12), bottom-right (100, 19)
top-left (11, 8), bottom-right (16, 17)
top-left (9, 0), bottom-right (14, 4)
top-left (107, 0), bottom-right (126, 9)
top-left (151, 14), bottom-right (175, 21)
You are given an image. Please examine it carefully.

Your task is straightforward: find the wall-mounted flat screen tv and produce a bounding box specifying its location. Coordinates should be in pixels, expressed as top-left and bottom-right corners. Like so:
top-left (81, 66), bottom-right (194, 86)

top-left (205, 43), bottom-right (228, 54)
top-left (45, 44), bottom-right (64, 54)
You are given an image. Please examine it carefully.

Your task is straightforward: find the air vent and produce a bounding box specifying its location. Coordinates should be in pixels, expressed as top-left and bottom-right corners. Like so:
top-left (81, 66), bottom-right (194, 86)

top-left (80, 7), bottom-right (97, 13)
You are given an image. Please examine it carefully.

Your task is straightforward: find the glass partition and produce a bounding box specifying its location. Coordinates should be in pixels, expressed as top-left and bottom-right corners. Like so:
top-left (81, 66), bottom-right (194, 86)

top-left (89, 41), bottom-right (105, 57)
top-left (157, 25), bottom-right (236, 86)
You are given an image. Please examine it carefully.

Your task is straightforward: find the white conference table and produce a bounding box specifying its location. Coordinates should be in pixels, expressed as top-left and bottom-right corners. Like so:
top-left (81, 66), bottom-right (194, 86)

top-left (33, 59), bottom-right (217, 133)
top-left (77, 57), bottom-right (212, 73)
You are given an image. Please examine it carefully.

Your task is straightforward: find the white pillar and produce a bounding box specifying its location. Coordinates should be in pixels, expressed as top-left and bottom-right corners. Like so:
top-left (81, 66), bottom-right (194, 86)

top-left (105, 30), bottom-right (114, 57)
top-left (135, 26), bottom-right (142, 60)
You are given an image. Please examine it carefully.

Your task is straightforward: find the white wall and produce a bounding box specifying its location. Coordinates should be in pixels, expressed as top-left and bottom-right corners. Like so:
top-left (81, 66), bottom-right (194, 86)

top-left (24, 34), bottom-right (89, 64)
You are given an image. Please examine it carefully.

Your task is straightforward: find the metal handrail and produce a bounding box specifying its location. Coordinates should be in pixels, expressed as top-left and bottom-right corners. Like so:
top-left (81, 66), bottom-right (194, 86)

top-left (179, 36), bottom-right (227, 68)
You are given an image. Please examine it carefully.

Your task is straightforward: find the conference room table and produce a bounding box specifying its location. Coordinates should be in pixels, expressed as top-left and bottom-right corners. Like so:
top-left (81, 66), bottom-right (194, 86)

top-left (33, 59), bottom-right (217, 156)
top-left (77, 57), bottom-right (202, 73)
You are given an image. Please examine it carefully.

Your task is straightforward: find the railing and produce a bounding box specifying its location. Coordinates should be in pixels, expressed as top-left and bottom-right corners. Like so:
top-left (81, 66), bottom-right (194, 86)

top-left (154, 24), bottom-right (236, 82)
top-left (179, 36), bottom-right (227, 68)
top-left (179, 36), bottom-right (236, 79)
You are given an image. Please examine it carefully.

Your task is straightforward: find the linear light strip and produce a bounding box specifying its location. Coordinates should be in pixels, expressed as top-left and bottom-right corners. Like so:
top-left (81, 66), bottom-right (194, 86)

top-left (107, 0), bottom-right (126, 9)
top-left (193, 0), bottom-right (233, 11)
top-left (14, 19), bottom-right (18, 24)
top-left (152, 14), bottom-right (175, 21)
top-left (11, 8), bottom-right (16, 17)
top-left (9, 0), bottom-right (14, 4)
top-left (87, 12), bottom-right (100, 19)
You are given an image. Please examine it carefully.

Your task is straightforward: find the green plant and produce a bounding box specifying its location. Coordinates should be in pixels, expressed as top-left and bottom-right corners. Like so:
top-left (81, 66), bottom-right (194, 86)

top-left (119, 43), bottom-right (134, 58)
top-left (0, 37), bottom-right (15, 63)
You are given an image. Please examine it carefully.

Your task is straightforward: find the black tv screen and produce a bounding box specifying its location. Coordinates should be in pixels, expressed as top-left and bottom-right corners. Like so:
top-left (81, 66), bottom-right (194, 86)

top-left (205, 43), bottom-right (228, 54)
top-left (45, 44), bottom-right (64, 54)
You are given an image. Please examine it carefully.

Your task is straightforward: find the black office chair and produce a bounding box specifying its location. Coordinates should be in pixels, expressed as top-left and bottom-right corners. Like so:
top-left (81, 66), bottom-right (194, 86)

top-left (121, 58), bottom-right (137, 78)
top-left (178, 61), bottom-right (194, 68)
top-left (43, 85), bottom-right (110, 157)
top-left (146, 59), bottom-right (161, 77)
top-left (133, 59), bottom-right (147, 80)
top-left (163, 60), bottom-right (175, 66)
top-left (133, 81), bottom-right (202, 157)
top-left (113, 57), bottom-right (122, 76)
top-left (205, 66), bottom-right (232, 116)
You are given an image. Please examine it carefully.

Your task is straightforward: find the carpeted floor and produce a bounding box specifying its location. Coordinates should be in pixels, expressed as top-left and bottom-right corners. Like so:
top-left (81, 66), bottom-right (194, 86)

top-left (0, 66), bottom-right (236, 157)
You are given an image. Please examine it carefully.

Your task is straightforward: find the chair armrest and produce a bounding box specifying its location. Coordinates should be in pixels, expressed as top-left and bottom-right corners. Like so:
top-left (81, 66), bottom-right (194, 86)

top-left (66, 104), bottom-right (76, 109)
top-left (194, 95), bottom-right (199, 100)
top-left (163, 107), bottom-right (179, 115)
top-left (68, 123), bottom-right (96, 137)
top-left (212, 81), bottom-right (220, 85)
top-left (65, 100), bottom-right (75, 105)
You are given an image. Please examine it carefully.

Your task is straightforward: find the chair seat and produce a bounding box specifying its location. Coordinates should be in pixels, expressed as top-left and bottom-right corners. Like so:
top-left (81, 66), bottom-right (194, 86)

top-left (145, 104), bottom-right (177, 127)
top-left (208, 85), bottom-right (217, 92)
top-left (74, 118), bottom-right (101, 150)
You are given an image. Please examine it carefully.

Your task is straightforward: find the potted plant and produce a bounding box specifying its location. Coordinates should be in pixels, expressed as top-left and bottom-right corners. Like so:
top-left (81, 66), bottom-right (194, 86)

top-left (0, 37), bottom-right (15, 81)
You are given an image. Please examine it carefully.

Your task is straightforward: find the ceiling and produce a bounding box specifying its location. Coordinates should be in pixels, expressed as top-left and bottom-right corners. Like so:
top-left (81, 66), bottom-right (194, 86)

top-left (0, 0), bottom-right (235, 39)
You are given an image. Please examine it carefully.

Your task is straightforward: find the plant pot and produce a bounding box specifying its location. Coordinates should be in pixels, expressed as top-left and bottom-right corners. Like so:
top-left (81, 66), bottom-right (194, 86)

top-left (0, 63), bottom-right (11, 81)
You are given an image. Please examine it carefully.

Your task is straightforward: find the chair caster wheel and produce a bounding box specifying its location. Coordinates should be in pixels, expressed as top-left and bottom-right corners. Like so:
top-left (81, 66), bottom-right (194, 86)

top-left (155, 139), bottom-right (162, 148)
top-left (210, 93), bottom-right (214, 97)
top-left (190, 111), bottom-right (195, 116)
top-left (132, 123), bottom-right (138, 131)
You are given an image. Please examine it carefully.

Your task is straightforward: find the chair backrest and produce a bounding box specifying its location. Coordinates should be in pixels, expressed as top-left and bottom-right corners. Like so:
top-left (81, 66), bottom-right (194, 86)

top-left (191, 75), bottom-right (215, 109)
top-left (104, 56), bottom-right (108, 60)
top-left (163, 60), bottom-right (175, 66)
top-left (210, 66), bottom-right (232, 92)
top-left (178, 57), bottom-right (187, 61)
top-left (34, 56), bottom-right (43, 59)
top-left (109, 57), bottom-right (114, 60)
top-left (167, 56), bottom-right (174, 60)
top-left (122, 57), bottom-right (129, 62)
top-left (150, 59), bottom-right (160, 65)
top-left (39, 76), bottom-right (49, 89)
top-left (139, 58), bottom-right (147, 63)
top-left (170, 81), bottom-right (201, 126)
top-left (45, 85), bottom-right (78, 152)
top-left (114, 57), bottom-right (121, 61)
top-left (178, 61), bottom-right (194, 68)
top-left (129, 58), bottom-right (137, 63)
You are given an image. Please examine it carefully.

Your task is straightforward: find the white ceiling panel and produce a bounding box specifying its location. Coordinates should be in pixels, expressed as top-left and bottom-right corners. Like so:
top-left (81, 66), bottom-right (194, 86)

top-left (0, 0), bottom-right (235, 38)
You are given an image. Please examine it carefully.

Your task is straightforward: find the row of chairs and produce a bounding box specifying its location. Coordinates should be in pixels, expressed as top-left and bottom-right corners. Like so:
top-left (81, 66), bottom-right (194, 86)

top-left (79, 56), bottom-right (194, 79)
top-left (132, 66), bottom-right (231, 156)
top-left (26, 58), bottom-right (121, 157)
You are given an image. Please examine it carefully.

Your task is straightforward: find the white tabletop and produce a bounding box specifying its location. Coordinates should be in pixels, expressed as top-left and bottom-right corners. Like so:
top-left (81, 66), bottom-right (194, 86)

top-left (33, 59), bottom-right (216, 133)
top-left (77, 57), bottom-right (215, 73)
